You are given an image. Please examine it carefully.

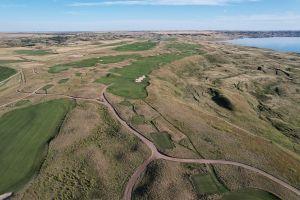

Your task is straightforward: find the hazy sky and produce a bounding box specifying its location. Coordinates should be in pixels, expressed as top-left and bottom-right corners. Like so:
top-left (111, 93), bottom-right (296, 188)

top-left (0, 0), bottom-right (300, 31)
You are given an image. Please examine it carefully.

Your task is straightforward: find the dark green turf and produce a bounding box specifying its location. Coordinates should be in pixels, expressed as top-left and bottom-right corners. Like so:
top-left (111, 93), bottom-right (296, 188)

top-left (0, 66), bottom-right (17, 82)
top-left (131, 115), bottom-right (145, 125)
top-left (0, 99), bottom-right (74, 193)
top-left (150, 132), bottom-right (175, 150)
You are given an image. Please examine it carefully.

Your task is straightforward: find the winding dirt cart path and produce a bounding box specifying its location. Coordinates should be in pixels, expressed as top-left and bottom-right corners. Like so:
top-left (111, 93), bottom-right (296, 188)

top-left (1, 86), bottom-right (299, 199)
top-left (99, 87), bottom-right (300, 200)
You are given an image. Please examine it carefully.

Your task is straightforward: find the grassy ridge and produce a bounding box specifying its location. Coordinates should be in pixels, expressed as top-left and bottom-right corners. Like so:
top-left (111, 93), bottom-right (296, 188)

top-left (0, 99), bottom-right (74, 193)
top-left (48, 54), bottom-right (140, 73)
top-left (0, 66), bottom-right (17, 81)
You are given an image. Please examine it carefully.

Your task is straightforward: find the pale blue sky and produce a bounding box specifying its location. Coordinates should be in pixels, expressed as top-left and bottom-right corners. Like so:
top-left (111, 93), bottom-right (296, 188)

top-left (0, 0), bottom-right (299, 31)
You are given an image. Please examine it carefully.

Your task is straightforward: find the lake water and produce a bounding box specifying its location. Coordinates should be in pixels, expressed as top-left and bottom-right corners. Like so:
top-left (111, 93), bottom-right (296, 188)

top-left (227, 37), bottom-right (300, 54)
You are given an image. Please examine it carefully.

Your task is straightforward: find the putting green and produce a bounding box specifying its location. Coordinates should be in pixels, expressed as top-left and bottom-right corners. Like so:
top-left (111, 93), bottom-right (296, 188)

top-left (0, 66), bottom-right (17, 82)
top-left (151, 132), bottom-right (175, 150)
top-left (0, 99), bottom-right (74, 193)
top-left (221, 188), bottom-right (280, 200)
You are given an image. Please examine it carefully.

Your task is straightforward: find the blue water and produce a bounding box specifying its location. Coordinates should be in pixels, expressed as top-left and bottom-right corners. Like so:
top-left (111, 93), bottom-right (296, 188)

top-left (227, 37), bottom-right (300, 54)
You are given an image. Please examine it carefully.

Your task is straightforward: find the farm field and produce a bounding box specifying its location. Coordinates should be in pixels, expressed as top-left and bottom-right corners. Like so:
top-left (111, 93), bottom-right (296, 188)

top-left (0, 32), bottom-right (299, 200)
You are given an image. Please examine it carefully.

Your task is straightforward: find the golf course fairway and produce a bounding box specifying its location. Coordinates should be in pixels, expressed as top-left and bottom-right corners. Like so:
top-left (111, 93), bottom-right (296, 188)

top-left (0, 99), bottom-right (74, 194)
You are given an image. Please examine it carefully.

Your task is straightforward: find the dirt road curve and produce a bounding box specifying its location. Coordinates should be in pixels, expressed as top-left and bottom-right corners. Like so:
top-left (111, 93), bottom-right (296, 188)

top-left (100, 87), bottom-right (300, 200)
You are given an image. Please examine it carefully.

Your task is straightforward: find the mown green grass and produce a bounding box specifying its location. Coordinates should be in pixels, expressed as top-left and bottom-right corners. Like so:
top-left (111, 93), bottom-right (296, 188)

top-left (114, 41), bottom-right (158, 51)
top-left (97, 53), bottom-right (186, 99)
top-left (151, 132), bottom-right (174, 150)
top-left (0, 99), bottom-right (74, 193)
top-left (15, 49), bottom-right (52, 56)
top-left (0, 66), bottom-right (17, 81)
top-left (221, 188), bottom-right (280, 200)
top-left (48, 54), bottom-right (140, 73)
top-left (131, 115), bottom-right (145, 125)
top-left (191, 174), bottom-right (226, 195)
top-left (58, 78), bottom-right (69, 84)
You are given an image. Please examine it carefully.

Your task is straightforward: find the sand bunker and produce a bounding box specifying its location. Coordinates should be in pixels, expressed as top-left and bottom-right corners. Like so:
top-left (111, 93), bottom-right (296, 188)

top-left (135, 75), bottom-right (146, 83)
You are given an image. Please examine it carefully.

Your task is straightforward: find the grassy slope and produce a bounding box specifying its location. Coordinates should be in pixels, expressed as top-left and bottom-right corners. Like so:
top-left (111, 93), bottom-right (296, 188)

top-left (0, 66), bottom-right (17, 81)
top-left (114, 41), bottom-right (157, 51)
top-left (0, 99), bottom-right (74, 193)
top-left (48, 54), bottom-right (140, 73)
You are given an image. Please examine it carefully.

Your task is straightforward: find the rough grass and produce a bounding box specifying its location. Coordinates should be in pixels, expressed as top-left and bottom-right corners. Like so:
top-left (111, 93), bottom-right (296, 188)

top-left (0, 99), bottom-right (74, 194)
top-left (97, 53), bottom-right (186, 99)
top-left (114, 41), bottom-right (158, 51)
top-left (0, 66), bottom-right (17, 81)
top-left (221, 188), bottom-right (280, 200)
top-left (15, 49), bottom-right (52, 56)
top-left (151, 132), bottom-right (175, 150)
top-left (191, 174), bottom-right (226, 195)
top-left (48, 54), bottom-right (140, 73)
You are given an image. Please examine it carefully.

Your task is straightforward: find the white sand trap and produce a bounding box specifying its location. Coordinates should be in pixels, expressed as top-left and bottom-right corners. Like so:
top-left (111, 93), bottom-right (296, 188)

top-left (135, 75), bottom-right (146, 83)
top-left (0, 192), bottom-right (13, 200)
